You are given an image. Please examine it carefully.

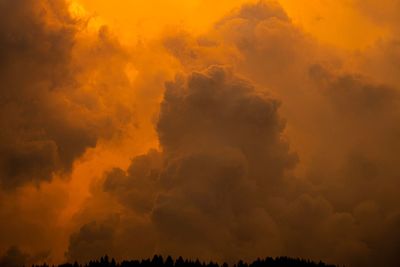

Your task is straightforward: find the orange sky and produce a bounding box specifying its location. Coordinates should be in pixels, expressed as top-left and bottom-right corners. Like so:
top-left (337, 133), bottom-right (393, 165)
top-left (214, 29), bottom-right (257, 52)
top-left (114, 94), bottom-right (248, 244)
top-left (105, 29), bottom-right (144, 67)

top-left (74, 0), bottom-right (388, 48)
top-left (0, 1), bottom-right (399, 267)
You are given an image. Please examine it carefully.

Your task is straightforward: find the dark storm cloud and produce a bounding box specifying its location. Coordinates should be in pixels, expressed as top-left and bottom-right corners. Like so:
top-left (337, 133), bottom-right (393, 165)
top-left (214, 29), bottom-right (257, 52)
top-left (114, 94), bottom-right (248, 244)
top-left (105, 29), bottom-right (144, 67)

top-left (0, 246), bottom-right (30, 267)
top-left (66, 219), bottom-right (117, 263)
top-left (91, 65), bottom-right (297, 261)
top-left (0, 0), bottom-right (134, 190)
top-left (0, 246), bottom-right (50, 267)
top-left (157, 66), bottom-right (297, 173)
top-left (103, 149), bottom-right (163, 214)
top-left (0, 0), bottom-right (90, 189)
top-left (309, 64), bottom-right (400, 115)
top-left (152, 66), bottom-right (292, 256)
top-left (308, 65), bottom-right (400, 205)
top-left (305, 64), bottom-right (400, 266)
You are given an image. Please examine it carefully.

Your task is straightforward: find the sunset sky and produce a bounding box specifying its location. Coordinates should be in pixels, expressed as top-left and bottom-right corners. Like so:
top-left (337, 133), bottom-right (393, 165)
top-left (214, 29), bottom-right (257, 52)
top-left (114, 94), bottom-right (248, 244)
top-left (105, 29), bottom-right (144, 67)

top-left (0, 1), bottom-right (399, 267)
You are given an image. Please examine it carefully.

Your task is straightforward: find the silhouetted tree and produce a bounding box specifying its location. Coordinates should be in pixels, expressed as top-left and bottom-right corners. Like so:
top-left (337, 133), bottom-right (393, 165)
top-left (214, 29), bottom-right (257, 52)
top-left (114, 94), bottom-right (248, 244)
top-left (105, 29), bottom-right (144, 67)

top-left (31, 255), bottom-right (337, 267)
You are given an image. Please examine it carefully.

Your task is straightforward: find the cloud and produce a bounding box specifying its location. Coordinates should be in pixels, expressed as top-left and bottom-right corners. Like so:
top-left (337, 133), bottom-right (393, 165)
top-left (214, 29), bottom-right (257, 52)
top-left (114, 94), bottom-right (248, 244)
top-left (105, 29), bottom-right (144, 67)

top-left (89, 65), bottom-right (297, 262)
top-left (0, 0), bottom-right (82, 189)
top-left (0, 246), bottom-right (30, 267)
top-left (93, 2), bottom-right (400, 266)
top-left (92, 59), bottom-right (399, 267)
top-left (302, 62), bottom-right (400, 267)
top-left (1, 1), bottom-right (399, 266)
top-left (66, 219), bottom-right (117, 263)
top-left (0, 0), bottom-right (135, 190)
top-left (103, 149), bottom-right (163, 214)
top-left (0, 0), bottom-right (139, 263)
top-left (352, 0), bottom-right (400, 31)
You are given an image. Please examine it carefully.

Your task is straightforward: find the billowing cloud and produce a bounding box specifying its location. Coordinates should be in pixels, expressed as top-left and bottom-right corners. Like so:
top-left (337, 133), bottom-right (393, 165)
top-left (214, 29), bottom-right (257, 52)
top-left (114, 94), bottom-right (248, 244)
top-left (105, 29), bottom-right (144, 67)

top-left (66, 219), bottom-right (116, 263)
top-left (0, 0), bottom-right (136, 190)
top-left (70, 2), bottom-right (400, 267)
top-left (1, 0), bottom-right (400, 267)
top-left (152, 66), bottom-right (296, 260)
top-left (81, 65), bottom-right (296, 262)
top-left (0, 0), bottom-right (138, 263)
top-left (0, 0), bottom-right (83, 189)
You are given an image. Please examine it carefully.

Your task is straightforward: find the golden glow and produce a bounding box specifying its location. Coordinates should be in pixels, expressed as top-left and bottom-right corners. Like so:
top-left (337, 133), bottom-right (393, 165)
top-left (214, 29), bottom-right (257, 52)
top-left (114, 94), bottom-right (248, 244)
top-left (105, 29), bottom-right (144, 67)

top-left (1, 1), bottom-right (399, 266)
top-left (76, 0), bottom-right (389, 49)
top-left (279, 0), bottom-right (388, 49)
top-left (75, 0), bottom-right (250, 42)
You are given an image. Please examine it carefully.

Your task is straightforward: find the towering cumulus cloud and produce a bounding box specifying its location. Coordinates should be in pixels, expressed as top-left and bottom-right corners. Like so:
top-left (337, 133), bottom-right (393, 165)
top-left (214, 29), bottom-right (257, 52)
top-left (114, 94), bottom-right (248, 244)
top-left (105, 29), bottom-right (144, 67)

top-left (72, 66), bottom-right (297, 262)
top-left (152, 66), bottom-right (297, 259)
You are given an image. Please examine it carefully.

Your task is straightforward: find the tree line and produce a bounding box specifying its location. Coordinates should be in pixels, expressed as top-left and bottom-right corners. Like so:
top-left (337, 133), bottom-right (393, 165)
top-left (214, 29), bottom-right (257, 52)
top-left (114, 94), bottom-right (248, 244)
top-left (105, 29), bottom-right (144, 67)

top-left (31, 255), bottom-right (338, 267)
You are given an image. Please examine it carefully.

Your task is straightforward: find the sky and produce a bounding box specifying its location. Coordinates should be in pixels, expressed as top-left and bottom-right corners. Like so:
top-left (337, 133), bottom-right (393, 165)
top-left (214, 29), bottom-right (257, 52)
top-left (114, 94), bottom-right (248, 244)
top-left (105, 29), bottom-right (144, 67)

top-left (0, 0), bottom-right (399, 267)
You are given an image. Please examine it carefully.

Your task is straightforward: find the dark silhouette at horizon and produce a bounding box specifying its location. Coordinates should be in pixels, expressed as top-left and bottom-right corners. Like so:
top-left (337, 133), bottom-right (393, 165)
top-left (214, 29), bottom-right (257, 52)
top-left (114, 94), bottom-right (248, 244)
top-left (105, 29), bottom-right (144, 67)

top-left (31, 255), bottom-right (339, 267)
